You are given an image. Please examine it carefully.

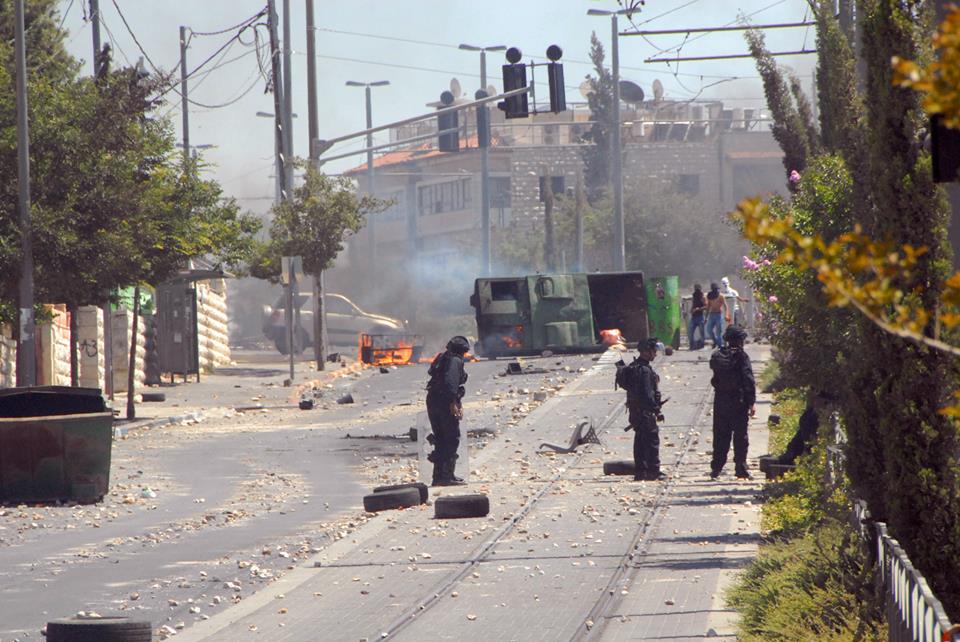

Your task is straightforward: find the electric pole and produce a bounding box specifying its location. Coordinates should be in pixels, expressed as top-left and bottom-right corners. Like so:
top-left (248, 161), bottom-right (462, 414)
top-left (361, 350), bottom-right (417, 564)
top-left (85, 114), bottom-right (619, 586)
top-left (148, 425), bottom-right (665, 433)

top-left (282, 0), bottom-right (294, 192)
top-left (266, 0), bottom-right (295, 382)
top-left (14, 0), bottom-right (35, 386)
top-left (305, 0), bottom-right (326, 370)
top-left (610, 14), bottom-right (625, 272)
top-left (179, 26), bottom-right (190, 165)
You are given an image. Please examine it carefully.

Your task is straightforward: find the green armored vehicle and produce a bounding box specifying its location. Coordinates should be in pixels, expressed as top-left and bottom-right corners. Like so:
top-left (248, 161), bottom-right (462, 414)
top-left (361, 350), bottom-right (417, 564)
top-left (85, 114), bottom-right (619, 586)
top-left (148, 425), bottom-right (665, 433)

top-left (469, 272), bottom-right (651, 357)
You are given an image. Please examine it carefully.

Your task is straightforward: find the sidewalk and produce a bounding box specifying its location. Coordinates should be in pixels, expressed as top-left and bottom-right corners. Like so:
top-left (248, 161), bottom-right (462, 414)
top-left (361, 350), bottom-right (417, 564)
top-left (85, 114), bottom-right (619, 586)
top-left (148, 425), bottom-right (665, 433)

top-left (177, 344), bottom-right (771, 642)
top-left (111, 348), bottom-right (366, 437)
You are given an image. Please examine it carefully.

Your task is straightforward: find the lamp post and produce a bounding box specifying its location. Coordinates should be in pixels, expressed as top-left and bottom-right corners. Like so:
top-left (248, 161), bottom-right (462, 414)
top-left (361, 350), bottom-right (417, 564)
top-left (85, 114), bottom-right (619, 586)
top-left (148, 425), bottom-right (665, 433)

top-left (345, 80), bottom-right (390, 266)
top-left (587, 8), bottom-right (630, 272)
top-left (459, 43), bottom-right (506, 276)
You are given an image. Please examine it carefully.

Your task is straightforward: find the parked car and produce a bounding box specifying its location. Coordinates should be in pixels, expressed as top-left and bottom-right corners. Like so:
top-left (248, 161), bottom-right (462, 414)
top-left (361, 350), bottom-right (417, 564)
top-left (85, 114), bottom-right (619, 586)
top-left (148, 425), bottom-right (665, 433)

top-left (262, 292), bottom-right (405, 354)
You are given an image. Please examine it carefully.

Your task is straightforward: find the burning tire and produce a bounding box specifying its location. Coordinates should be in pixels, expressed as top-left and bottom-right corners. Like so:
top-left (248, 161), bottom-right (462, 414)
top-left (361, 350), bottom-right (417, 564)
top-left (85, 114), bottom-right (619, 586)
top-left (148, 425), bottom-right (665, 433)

top-left (603, 460), bottom-right (636, 476)
top-left (373, 482), bottom-right (429, 504)
top-left (434, 494), bottom-right (490, 519)
top-left (46, 617), bottom-right (152, 642)
top-left (362, 487), bottom-right (421, 513)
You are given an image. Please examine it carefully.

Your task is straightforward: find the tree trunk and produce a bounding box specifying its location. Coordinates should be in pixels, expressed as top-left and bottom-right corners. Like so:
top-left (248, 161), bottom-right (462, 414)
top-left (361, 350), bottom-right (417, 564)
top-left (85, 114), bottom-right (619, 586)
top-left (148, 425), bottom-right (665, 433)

top-left (126, 286), bottom-right (140, 420)
top-left (313, 272), bottom-right (326, 370)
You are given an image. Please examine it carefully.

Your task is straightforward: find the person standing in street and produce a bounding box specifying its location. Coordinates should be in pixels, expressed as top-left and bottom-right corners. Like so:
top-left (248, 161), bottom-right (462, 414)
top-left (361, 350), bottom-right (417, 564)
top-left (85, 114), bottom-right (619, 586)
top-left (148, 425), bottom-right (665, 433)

top-left (704, 283), bottom-right (729, 348)
top-left (720, 276), bottom-right (749, 328)
top-left (688, 283), bottom-right (706, 350)
top-left (425, 336), bottom-right (470, 486)
top-left (616, 338), bottom-right (666, 481)
top-left (708, 325), bottom-right (756, 480)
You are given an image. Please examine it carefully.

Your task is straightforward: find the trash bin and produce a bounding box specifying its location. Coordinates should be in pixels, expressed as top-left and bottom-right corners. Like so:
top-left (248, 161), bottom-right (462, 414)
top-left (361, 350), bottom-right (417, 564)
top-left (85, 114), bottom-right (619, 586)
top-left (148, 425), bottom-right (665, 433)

top-left (0, 386), bottom-right (113, 504)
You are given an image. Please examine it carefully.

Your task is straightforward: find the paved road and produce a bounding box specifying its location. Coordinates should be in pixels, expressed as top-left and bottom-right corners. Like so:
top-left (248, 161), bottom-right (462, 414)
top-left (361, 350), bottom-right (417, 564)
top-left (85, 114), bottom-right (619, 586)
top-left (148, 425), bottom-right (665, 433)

top-left (178, 345), bottom-right (771, 642)
top-left (0, 348), bottom-right (589, 640)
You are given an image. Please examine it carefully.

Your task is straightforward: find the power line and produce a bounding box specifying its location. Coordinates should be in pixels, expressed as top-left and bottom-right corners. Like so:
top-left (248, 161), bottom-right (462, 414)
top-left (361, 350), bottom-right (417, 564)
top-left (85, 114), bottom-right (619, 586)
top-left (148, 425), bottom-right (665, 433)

top-left (189, 7), bottom-right (267, 37)
top-left (57, 0), bottom-right (76, 33)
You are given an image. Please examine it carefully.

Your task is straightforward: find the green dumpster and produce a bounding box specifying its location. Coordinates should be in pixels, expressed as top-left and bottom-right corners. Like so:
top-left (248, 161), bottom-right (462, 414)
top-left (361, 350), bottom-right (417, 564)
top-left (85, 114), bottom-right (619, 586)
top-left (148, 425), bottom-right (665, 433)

top-left (0, 386), bottom-right (113, 504)
top-left (645, 276), bottom-right (681, 349)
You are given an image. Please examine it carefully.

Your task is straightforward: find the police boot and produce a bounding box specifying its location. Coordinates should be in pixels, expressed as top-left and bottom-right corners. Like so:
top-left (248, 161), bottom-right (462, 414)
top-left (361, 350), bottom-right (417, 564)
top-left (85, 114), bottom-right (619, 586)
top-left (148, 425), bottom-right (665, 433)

top-left (447, 456), bottom-right (465, 484)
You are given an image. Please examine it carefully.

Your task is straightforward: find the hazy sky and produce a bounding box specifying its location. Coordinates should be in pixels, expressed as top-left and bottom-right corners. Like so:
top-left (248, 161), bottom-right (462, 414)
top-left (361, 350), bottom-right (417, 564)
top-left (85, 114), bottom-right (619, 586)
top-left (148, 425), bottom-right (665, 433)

top-left (60, 0), bottom-right (814, 215)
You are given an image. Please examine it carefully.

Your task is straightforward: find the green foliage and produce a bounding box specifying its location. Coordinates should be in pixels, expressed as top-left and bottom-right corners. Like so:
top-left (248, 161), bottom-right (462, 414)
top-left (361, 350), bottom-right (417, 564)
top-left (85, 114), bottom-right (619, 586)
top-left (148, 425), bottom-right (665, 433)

top-left (744, 29), bottom-right (818, 187)
top-left (580, 32), bottom-right (614, 204)
top-left (250, 165), bottom-right (387, 280)
top-left (726, 520), bottom-right (885, 642)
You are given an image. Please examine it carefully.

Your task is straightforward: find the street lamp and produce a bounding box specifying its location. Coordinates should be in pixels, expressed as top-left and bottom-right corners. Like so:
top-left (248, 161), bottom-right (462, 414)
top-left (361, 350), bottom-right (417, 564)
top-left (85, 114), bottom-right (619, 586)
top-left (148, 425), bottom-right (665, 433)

top-left (175, 142), bottom-right (216, 159)
top-left (459, 43), bottom-right (506, 276)
top-left (345, 80), bottom-right (390, 266)
top-left (587, 8), bottom-right (631, 272)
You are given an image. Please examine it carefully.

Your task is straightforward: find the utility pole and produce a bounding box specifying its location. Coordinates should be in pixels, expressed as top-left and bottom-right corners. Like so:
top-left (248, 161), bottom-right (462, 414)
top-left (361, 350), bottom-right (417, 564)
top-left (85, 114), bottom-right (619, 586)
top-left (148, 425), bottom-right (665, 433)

top-left (542, 167), bottom-right (556, 272)
top-left (610, 13), bottom-right (625, 272)
top-left (14, 0), bottom-right (34, 387)
top-left (282, 0), bottom-right (294, 192)
top-left (365, 85), bottom-right (375, 263)
top-left (266, 0), bottom-right (295, 382)
top-left (575, 168), bottom-right (585, 272)
top-left (480, 52), bottom-right (490, 276)
top-left (305, 0), bottom-right (326, 370)
top-left (179, 26), bottom-right (190, 165)
top-left (90, 0), bottom-right (113, 397)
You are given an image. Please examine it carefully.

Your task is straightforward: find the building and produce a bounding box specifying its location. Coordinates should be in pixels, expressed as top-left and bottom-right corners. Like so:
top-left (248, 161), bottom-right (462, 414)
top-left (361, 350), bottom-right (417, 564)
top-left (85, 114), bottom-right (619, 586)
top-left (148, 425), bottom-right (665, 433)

top-left (330, 94), bottom-right (786, 314)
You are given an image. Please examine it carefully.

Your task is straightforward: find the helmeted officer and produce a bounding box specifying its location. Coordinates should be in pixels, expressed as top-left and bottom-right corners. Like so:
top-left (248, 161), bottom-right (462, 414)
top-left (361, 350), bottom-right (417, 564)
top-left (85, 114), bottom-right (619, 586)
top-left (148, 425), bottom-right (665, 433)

top-left (709, 325), bottom-right (756, 479)
top-left (618, 337), bottom-right (666, 481)
top-left (425, 336), bottom-right (470, 486)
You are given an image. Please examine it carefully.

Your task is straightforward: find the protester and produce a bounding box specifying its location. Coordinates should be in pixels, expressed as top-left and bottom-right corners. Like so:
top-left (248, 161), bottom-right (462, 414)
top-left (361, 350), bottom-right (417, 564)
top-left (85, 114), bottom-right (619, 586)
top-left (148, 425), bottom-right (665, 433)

top-left (775, 390), bottom-right (836, 465)
top-left (616, 338), bottom-right (666, 481)
top-left (708, 326), bottom-right (756, 480)
top-left (720, 276), bottom-right (748, 328)
top-left (425, 336), bottom-right (470, 486)
top-left (704, 283), bottom-right (729, 348)
top-left (688, 283), bottom-right (706, 350)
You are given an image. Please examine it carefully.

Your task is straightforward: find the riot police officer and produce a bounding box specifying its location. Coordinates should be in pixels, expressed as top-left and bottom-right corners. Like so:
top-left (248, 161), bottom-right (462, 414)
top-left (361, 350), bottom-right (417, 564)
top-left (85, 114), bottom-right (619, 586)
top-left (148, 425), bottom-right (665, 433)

top-left (426, 336), bottom-right (470, 486)
top-left (618, 338), bottom-right (666, 481)
top-left (709, 325), bottom-right (756, 479)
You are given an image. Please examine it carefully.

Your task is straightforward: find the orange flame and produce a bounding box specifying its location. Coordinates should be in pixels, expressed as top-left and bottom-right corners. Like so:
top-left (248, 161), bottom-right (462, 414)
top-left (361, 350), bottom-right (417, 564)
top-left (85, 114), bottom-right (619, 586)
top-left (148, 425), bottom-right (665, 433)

top-left (359, 333), bottom-right (422, 366)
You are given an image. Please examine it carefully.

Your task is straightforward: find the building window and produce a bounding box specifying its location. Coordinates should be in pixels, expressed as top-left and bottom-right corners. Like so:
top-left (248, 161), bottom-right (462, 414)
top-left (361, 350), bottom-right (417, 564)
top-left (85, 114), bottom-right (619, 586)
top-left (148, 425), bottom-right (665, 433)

top-left (538, 176), bottom-right (565, 202)
top-left (418, 177), bottom-right (472, 216)
top-left (677, 173), bottom-right (700, 196)
top-left (543, 124), bottom-right (558, 145)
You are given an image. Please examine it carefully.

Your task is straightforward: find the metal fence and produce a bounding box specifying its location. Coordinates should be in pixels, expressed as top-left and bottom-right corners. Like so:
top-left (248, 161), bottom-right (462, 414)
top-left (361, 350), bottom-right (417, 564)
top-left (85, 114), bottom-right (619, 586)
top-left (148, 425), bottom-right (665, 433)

top-left (834, 417), bottom-right (960, 642)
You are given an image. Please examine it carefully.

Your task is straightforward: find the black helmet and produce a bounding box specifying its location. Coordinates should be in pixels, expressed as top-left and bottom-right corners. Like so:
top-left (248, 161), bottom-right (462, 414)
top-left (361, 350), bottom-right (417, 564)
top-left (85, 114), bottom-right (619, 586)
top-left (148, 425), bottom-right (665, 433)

top-left (639, 337), bottom-right (660, 353)
top-left (723, 325), bottom-right (747, 345)
top-left (446, 335), bottom-right (470, 354)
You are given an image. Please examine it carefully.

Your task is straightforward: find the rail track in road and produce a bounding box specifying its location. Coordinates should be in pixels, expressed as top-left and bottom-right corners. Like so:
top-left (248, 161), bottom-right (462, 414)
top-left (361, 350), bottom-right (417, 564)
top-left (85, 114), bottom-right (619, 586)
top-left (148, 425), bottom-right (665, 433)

top-left (363, 363), bottom-right (717, 642)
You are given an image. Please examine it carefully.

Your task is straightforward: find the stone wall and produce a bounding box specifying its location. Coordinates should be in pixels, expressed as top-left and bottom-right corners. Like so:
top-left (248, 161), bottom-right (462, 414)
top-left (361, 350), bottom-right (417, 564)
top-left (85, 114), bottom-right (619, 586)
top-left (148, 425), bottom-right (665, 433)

top-left (38, 305), bottom-right (71, 386)
top-left (196, 279), bottom-right (231, 371)
top-left (0, 325), bottom-right (14, 388)
top-left (77, 305), bottom-right (105, 391)
top-left (111, 309), bottom-right (145, 394)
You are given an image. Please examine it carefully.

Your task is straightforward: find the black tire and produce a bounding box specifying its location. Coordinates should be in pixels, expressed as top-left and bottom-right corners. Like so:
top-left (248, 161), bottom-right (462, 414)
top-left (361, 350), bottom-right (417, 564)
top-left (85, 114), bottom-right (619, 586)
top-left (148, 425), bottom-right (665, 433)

top-left (47, 618), bottom-right (152, 642)
top-left (603, 460), bottom-right (636, 476)
top-left (275, 326), bottom-right (309, 355)
top-left (140, 392), bottom-right (165, 403)
top-left (373, 482), bottom-right (429, 504)
top-left (434, 494), bottom-right (490, 519)
top-left (758, 454), bottom-right (775, 474)
top-left (363, 487), bottom-right (421, 512)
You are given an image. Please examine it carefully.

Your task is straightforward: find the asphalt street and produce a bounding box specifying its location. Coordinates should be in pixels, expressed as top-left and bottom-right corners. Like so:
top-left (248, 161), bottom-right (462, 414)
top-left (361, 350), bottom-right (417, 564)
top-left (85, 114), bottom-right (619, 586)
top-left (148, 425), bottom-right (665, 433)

top-left (0, 346), bottom-right (594, 641)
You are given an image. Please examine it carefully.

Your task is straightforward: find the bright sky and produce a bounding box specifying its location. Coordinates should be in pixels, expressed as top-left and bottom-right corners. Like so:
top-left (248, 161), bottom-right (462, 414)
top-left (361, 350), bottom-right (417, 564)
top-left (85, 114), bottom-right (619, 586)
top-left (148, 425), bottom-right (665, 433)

top-left (60, 0), bottom-right (815, 215)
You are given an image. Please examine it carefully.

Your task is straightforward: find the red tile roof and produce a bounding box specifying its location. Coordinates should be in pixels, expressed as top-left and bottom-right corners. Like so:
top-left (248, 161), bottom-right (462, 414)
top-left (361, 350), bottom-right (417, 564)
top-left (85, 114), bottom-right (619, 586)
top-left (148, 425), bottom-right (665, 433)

top-left (343, 134), bottom-right (493, 174)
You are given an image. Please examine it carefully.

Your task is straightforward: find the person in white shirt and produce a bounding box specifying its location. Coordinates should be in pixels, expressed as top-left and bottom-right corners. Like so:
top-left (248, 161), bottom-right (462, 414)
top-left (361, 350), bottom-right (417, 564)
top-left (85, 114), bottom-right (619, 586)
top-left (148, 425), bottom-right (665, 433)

top-left (720, 277), bottom-right (748, 328)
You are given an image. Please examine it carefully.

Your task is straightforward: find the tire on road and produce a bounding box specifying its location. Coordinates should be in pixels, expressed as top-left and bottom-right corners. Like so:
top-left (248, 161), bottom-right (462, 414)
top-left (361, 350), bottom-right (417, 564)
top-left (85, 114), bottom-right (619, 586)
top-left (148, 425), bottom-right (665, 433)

top-left (363, 487), bottom-right (421, 513)
top-left (434, 494), bottom-right (490, 519)
top-left (373, 482), bottom-right (429, 504)
top-left (140, 392), bottom-right (166, 403)
top-left (46, 618), bottom-right (152, 642)
top-left (603, 460), bottom-right (636, 476)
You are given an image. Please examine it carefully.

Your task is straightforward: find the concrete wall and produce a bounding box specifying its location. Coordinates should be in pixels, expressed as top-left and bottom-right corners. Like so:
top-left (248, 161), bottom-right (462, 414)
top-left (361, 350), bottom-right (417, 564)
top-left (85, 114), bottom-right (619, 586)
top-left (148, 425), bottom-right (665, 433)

top-left (196, 279), bottom-right (231, 371)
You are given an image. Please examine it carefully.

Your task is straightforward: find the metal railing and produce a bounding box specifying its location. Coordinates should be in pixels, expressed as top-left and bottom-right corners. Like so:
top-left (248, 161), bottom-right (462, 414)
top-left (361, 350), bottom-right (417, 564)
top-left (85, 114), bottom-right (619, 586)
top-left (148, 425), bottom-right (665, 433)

top-left (834, 418), bottom-right (960, 642)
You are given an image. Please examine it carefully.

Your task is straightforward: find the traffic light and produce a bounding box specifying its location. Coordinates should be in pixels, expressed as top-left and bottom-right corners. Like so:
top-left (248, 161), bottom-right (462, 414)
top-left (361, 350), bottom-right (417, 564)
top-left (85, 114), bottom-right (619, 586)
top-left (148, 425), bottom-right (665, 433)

top-left (499, 47), bottom-right (528, 119)
top-left (931, 114), bottom-right (960, 183)
top-left (546, 45), bottom-right (566, 114)
top-left (437, 90), bottom-right (459, 152)
top-left (475, 89), bottom-right (490, 148)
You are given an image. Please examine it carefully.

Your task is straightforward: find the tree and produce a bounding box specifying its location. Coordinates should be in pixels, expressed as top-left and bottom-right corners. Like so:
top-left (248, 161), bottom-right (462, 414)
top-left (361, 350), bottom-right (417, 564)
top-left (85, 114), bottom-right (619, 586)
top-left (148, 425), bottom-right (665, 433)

top-left (250, 165), bottom-right (387, 359)
top-left (580, 32), bottom-right (614, 204)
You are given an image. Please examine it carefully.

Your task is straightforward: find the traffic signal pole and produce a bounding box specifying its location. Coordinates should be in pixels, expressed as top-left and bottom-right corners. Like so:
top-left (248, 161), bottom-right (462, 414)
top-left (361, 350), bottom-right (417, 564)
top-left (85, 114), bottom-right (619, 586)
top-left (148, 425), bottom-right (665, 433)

top-left (480, 52), bottom-right (491, 276)
top-left (610, 13), bottom-right (626, 272)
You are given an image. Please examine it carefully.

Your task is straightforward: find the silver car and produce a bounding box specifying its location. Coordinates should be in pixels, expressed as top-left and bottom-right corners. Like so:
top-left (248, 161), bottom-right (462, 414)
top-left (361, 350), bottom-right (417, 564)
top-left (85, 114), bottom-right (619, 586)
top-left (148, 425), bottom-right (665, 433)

top-left (262, 292), bottom-right (405, 354)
